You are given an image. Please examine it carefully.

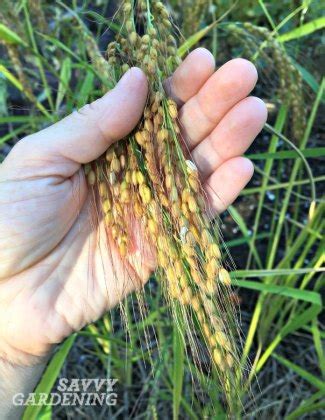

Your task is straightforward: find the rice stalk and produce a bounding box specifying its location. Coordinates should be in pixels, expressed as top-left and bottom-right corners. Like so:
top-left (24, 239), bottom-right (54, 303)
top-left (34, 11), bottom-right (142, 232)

top-left (182, 0), bottom-right (209, 37)
top-left (85, 0), bottom-right (244, 414)
top-left (27, 0), bottom-right (47, 33)
top-left (0, 4), bottom-right (40, 105)
top-left (227, 22), bottom-right (307, 143)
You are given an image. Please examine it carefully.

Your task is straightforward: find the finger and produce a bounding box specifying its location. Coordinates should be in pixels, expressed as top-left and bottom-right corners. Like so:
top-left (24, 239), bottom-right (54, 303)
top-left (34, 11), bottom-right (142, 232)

top-left (204, 157), bottom-right (254, 215)
top-left (165, 48), bottom-right (215, 106)
top-left (192, 96), bottom-right (267, 180)
top-left (180, 58), bottom-right (258, 149)
top-left (6, 68), bottom-right (148, 177)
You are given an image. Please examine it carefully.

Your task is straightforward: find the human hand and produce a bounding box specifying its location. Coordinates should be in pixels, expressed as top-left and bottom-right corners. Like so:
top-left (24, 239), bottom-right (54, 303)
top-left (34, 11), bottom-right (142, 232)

top-left (0, 49), bottom-right (267, 367)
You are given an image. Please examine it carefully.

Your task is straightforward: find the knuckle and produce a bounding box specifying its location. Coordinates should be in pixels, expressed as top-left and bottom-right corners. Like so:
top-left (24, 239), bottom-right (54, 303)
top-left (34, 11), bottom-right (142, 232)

top-left (8, 136), bottom-right (31, 159)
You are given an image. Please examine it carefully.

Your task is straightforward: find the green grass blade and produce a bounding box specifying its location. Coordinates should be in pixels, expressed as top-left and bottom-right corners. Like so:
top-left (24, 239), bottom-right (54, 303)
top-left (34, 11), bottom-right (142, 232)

top-left (0, 125), bottom-right (27, 145)
top-left (55, 57), bottom-right (72, 111)
top-left (251, 5), bottom-right (304, 61)
top-left (235, 279), bottom-right (322, 304)
top-left (278, 17), bottom-right (325, 42)
top-left (177, 2), bottom-right (237, 57)
top-left (286, 390), bottom-right (325, 419)
top-left (77, 70), bottom-right (95, 108)
top-left (255, 302), bottom-right (322, 373)
top-left (267, 78), bottom-right (324, 272)
top-left (258, 0), bottom-right (276, 29)
top-left (273, 353), bottom-right (325, 391)
top-left (0, 23), bottom-right (26, 45)
top-left (177, 21), bottom-right (218, 58)
top-left (228, 206), bottom-right (263, 268)
top-left (224, 233), bottom-right (271, 249)
top-left (234, 268), bottom-right (324, 280)
top-left (292, 60), bottom-right (322, 97)
top-left (22, 334), bottom-right (76, 420)
top-left (288, 401), bottom-right (325, 420)
top-left (37, 405), bottom-right (52, 419)
top-left (0, 115), bottom-right (48, 124)
top-left (23, 4), bottom-right (54, 111)
top-left (83, 11), bottom-right (122, 34)
top-left (247, 147), bottom-right (325, 160)
top-left (264, 122), bottom-right (317, 209)
top-left (241, 176), bottom-right (325, 197)
top-left (245, 105), bottom-right (287, 269)
top-left (0, 63), bottom-right (25, 92)
top-left (311, 318), bottom-right (325, 379)
top-left (0, 64), bottom-right (51, 118)
top-left (172, 310), bottom-right (185, 420)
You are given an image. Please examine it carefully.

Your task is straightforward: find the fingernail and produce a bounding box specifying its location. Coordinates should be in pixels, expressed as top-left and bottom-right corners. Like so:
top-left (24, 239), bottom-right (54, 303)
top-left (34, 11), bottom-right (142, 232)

top-left (117, 67), bottom-right (146, 88)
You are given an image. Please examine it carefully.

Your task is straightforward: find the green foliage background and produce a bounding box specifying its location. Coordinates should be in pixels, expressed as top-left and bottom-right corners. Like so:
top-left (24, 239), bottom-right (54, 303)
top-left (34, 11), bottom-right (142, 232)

top-left (0, 1), bottom-right (324, 418)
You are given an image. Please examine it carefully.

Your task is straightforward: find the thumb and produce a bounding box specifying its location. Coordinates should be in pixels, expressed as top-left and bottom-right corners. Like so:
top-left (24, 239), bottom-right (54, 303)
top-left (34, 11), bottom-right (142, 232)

top-left (5, 68), bottom-right (148, 177)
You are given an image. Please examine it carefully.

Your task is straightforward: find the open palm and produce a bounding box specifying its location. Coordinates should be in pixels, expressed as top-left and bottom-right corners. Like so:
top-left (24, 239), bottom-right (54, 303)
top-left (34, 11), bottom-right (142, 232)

top-left (0, 49), bottom-right (267, 366)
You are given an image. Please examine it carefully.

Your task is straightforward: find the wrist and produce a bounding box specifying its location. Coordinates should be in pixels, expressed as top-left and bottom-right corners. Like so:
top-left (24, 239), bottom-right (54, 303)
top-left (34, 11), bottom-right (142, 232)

top-left (0, 355), bottom-right (49, 419)
top-left (0, 337), bottom-right (52, 367)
